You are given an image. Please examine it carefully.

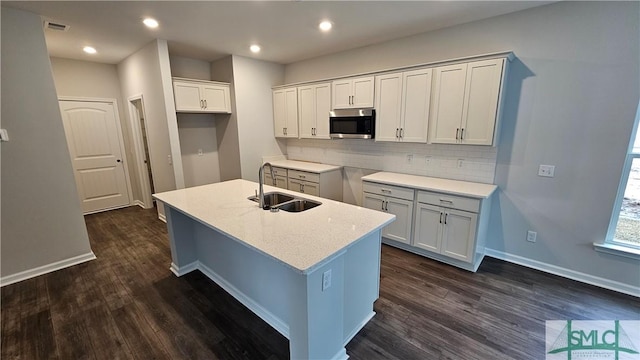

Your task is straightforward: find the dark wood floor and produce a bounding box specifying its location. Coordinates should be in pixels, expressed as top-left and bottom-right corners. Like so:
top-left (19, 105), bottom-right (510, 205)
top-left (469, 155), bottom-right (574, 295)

top-left (2, 206), bottom-right (638, 359)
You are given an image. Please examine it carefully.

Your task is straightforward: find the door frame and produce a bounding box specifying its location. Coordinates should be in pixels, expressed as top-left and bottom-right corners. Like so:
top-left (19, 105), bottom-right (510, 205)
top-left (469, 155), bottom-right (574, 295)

top-left (127, 94), bottom-right (154, 209)
top-left (58, 96), bottom-right (134, 212)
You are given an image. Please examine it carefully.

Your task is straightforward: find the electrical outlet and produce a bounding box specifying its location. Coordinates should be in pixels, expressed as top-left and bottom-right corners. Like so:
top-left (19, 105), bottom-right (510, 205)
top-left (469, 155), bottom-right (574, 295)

top-left (322, 269), bottom-right (332, 291)
top-left (457, 159), bottom-right (464, 168)
top-left (167, 154), bottom-right (172, 165)
top-left (406, 154), bottom-right (413, 164)
top-left (527, 230), bottom-right (537, 243)
top-left (538, 165), bottom-right (555, 177)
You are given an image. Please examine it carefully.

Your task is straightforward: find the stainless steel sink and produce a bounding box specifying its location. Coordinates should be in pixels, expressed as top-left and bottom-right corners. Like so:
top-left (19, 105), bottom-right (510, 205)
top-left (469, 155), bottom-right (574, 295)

top-left (272, 199), bottom-right (322, 213)
top-left (248, 192), bottom-right (295, 208)
top-left (248, 191), bottom-right (321, 212)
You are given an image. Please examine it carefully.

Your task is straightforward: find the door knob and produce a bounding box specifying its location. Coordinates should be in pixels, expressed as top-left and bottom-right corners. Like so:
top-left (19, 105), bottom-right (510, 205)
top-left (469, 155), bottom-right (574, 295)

top-left (116, 159), bottom-right (121, 163)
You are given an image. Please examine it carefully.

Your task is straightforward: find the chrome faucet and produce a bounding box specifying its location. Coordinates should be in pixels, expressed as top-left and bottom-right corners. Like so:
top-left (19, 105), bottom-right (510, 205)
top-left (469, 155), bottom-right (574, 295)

top-left (258, 162), bottom-right (275, 209)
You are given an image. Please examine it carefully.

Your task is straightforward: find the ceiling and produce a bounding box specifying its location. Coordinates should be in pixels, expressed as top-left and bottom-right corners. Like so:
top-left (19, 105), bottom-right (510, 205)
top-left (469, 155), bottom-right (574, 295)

top-left (3, 1), bottom-right (554, 65)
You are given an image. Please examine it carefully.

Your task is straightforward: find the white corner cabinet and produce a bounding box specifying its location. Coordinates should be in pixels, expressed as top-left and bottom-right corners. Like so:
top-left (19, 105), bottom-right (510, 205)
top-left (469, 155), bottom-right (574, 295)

top-left (298, 83), bottom-right (331, 139)
top-left (273, 87), bottom-right (299, 138)
top-left (331, 76), bottom-right (374, 109)
top-left (362, 172), bottom-right (496, 272)
top-left (429, 58), bottom-right (508, 146)
top-left (173, 78), bottom-right (231, 113)
top-left (375, 68), bottom-right (433, 143)
top-left (263, 160), bottom-right (343, 201)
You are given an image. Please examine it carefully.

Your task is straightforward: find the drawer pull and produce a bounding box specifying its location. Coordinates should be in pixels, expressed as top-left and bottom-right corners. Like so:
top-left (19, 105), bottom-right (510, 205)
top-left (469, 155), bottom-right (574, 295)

top-left (299, 175), bottom-right (306, 179)
top-left (381, 188), bottom-right (392, 194)
top-left (439, 199), bottom-right (453, 204)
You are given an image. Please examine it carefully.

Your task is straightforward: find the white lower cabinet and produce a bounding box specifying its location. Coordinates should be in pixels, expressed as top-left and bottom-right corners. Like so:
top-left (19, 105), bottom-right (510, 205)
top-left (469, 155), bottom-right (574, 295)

top-left (362, 182), bottom-right (414, 245)
top-left (414, 202), bottom-right (477, 263)
top-left (288, 178), bottom-right (320, 197)
top-left (362, 173), bottom-right (494, 272)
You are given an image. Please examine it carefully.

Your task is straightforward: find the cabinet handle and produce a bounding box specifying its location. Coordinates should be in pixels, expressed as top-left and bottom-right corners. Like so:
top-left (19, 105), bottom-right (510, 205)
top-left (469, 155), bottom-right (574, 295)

top-left (396, 128), bottom-right (399, 138)
top-left (400, 128), bottom-right (404, 138)
top-left (381, 200), bottom-right (385, 211)
top-left (439, 212), bottom-right (443, 224)
top-left (456, 128), bottom-right (460, 140)
top-left (299, 175), bottom-right (306, 179)
top-left (200, 99), bottom-right (204, 109)
top-left (439, 199), bottom-right (453, 204)
top-left (284, 127), bottom-right (287, 135)
top-left (385, 201), bottom-right (389, 211)
top-left (204, 99), bottom-right (207, 108)
top-left (380, 188), bottom-right (392, 194)
top-left (301, 183), bottom-right (305, 192)
top-left (460, 128), bottom-right (464, 140)
top-left (444, 213), bottom-right (448, 225)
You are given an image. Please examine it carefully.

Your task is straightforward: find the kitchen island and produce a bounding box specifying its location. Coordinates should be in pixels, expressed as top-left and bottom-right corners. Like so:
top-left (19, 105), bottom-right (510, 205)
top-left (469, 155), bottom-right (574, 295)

top-left (153, 179), bottom-right (395, 360)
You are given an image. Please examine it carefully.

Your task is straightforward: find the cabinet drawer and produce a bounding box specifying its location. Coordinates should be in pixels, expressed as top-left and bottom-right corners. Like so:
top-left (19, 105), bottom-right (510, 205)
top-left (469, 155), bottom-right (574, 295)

top-left (362, 181), bottom-right (414, 201)
top-left (272, 167), bottom-right (288, 177)
top-left (417, 191), bottom-right (480, 213)
top-left (288, 170), bottom-right (320, 183)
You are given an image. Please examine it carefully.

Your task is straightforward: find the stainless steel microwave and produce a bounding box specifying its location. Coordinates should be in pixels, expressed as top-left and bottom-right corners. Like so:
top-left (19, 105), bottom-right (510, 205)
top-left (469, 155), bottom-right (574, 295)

top-left (329, 109), bottom-right (375, 139)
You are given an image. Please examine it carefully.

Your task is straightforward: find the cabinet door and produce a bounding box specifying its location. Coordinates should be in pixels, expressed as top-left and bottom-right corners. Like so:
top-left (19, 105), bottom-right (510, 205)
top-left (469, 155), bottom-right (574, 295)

top-left (383, 197), bottom-right (413, 245)
top-left (441, 209), bottom-right (477, 263)
top-left (429, 63), bottom-right (467, 144)
top-left (401, 68), bottom-right (432, 143)
top-left (413, 203), bottom-right (443, 252)
top-left (201, 84), bottom-right (231, 113)
top-left (332, 80), bottom-right (353, 109)
top-left (363, 192), bottom-right (386, 212)
top-left (284, 88), bottom-right (299, 138)
top-left (375, 73), bottom-right (402, 142)
top-left (275, 176), bottom-right (288, 189)
top-left (273, 90), bottom-right (287, 137)
top-left (298, 85), bottom-right (315, 139)
top-left (173, 81), bottom-right (203, 112)
top-left (352, 76), bottom-right (375, 108)
top-left (314, 83), bottom-right (331, 139)
top-left (460, 59), bottom-right (504, 145)
top-left (300, 181), bottom-right (319, 196)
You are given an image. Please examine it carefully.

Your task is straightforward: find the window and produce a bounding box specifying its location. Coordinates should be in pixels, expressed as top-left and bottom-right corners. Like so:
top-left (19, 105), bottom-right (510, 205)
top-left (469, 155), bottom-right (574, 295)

top-left (598, 102), bottom-right (640, 258)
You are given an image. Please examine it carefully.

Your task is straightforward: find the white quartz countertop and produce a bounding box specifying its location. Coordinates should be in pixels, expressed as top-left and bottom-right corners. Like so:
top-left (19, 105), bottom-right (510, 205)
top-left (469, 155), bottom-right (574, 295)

top-left (269, 160), bottom-right (342, 173)
top-left (153, 179), bottom-right (395, 274)
top-left (361, 172), bottom-right (498, 199)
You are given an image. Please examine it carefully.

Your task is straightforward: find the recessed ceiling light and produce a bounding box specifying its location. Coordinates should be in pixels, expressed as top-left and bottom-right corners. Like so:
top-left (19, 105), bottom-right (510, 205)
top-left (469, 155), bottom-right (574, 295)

top-left (319, 21), bottom-right (332, 32)
top-left (143, 18), bottom-right (159, 28)
top-left (250, 44), bottom-right (261, 53)
top-left (83, 46), bottom-right (97, 54)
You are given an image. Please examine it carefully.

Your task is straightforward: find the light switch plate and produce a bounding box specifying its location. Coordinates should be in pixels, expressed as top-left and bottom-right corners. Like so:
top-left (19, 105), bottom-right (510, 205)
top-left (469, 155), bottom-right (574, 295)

top-left (538, 165), bottom-right (555, 177)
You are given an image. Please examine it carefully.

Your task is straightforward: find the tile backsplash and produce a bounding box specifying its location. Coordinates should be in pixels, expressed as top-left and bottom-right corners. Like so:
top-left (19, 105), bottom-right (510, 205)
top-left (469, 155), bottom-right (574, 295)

top-left (286, 138), bottom-right (497, 184)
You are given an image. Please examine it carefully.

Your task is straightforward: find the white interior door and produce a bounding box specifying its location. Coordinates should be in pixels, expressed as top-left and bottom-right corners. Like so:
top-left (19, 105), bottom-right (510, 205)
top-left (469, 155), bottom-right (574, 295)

top-left (59, 100), bottom-right (131, 214)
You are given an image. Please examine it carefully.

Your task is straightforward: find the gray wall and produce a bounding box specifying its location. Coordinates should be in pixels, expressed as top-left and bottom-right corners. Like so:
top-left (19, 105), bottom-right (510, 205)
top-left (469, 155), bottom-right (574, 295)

top-left (211, 56), bottom-right (243, 181)
top-left (1, 8), bottom-right (93, 279)
top-left (118, 40), bottom-right (178, 218)
top-left (284, 1), bottom-right (640, 288)
top-left (232, 55), bottom-right (286, 182)
top-left (49, 57), bottom-right (140, 203)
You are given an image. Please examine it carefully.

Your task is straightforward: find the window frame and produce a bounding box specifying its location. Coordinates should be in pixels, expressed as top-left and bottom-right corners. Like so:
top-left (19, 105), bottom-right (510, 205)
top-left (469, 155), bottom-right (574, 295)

top-left (597, 102), bottom-right (640, 259)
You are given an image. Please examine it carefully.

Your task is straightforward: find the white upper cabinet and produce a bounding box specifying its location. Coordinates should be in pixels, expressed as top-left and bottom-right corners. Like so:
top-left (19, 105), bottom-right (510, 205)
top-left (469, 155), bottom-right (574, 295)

top-left (273, 87), bottom-right (299, 138)
top-left (298, 83), bottom-right (331, 139)
top-left (429, 58), bottom-right (506, 146)
top-left (375, 68), bottom-right (432, 143)
top-left (332, 76), bottom-right (374, 109)
top-left (173, 78), bottom-right (231, 113)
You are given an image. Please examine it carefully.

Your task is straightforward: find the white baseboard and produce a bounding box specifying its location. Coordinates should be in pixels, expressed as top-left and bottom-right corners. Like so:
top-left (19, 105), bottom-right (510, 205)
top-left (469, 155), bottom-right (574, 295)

top-left (169, 261), bottom-right (198, 276)
top-left (134, 200), bottom-right (146, 208)
top-left (158, 213), bottom-right (166, 223)
top-left (484, 248), bottom-right (640, 298)
top-left (0, 252), bottom-right (97, 287)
